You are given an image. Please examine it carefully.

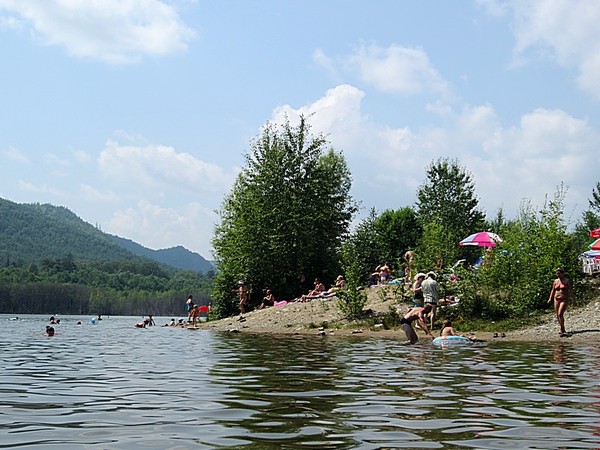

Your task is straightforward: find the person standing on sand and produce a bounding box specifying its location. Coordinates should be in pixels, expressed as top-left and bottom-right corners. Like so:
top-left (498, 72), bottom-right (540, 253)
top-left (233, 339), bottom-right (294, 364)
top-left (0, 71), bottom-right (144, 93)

top-left (412, 273), bottom-right (426, 307)
top-left (548, 267), bottom-right (574, 336)
top-left (421, 272), bottom-right (441, 329)
top-left (399, 304), bottom-right (435, 344)
top-left (233, 281), bottom-right (249, 314)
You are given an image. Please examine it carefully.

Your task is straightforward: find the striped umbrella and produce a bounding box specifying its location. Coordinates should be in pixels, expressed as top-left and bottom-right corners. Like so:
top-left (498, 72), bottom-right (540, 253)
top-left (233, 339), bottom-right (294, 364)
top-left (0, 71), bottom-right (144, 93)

top-left (459, 231), bottom-right (502, 247)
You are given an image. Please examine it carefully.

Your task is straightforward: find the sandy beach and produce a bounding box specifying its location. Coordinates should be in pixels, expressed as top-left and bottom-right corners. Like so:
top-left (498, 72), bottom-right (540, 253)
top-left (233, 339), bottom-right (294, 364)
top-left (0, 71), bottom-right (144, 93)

top-left (196, 284), bottom-right (600, 343)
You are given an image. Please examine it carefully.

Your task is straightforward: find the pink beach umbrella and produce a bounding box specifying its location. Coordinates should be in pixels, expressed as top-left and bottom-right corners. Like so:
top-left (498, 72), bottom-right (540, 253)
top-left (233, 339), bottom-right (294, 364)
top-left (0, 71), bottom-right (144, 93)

top-left (459, 231), bottom-right (502, 247)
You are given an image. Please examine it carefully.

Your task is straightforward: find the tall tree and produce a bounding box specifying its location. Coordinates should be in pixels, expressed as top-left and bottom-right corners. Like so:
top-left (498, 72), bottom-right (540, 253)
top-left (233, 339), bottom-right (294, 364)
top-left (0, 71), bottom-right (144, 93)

top-left (415, 158), bottom-right (486, 267)
top-left (211, 117), bottom-right (357, 317)
top-left (373, 207), bottom-right (421, 266)
top-left (346, 207), bottom-right (422, 279)
top-left (590, 181), bottom-right (600, 214)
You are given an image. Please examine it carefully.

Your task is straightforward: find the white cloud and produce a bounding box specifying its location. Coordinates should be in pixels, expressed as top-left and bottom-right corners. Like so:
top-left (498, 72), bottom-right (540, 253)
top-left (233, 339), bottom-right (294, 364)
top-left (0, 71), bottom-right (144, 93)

top-left (73, 149), bottom-right (92, 165)
top-left (475, 0), bottom-right (509, 18)
top-left (312, 48), bottom-right (339, 80)
top-left (98, 139), bottom-right (234, 196)
top-left (107, 199), bottom-right (217, 258)
top-left (272, 84), bottom-right (368, 142)
top-left (80, 184), bottom-right (118, 202)
top-left (0, 0), bottom-right (195, 63)
top-left (2, 146), bottom-right (29, 163)
top-left (344, 43), bottom-right (450, 97)
top-left (95, 139), bottom-right (236, 256)
top-left (273, 85), bottom-right (600, 223)
top-left (492, 0), bottom-right (600, 100)
top-left (17, 180), bottom-right (65, 197)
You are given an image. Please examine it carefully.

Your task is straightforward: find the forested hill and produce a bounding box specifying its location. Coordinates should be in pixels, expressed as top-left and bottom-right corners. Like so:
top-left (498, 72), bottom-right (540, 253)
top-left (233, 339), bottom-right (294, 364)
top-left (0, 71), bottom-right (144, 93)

top-left (0, 198), bottom-right (212, 272)
top-left (0, 198), bottom-right (138, 265)
top-left (109, 235), bottom-right (213, 273)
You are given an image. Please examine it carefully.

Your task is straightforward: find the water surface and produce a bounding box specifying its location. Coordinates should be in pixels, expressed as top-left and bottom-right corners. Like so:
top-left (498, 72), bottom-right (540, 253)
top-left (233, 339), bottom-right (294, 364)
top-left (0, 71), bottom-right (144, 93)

top-left (1, 314), bottom-right (599, 449)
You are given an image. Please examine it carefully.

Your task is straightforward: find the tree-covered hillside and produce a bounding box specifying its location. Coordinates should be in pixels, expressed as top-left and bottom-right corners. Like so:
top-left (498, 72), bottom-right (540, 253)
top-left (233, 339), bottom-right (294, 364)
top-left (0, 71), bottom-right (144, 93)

top-left (0, 198), bottom-right (213, 315)
top-left (0, 198), bottom-right (138, 265)
top-left (109, 235), bottom-right (214, 274)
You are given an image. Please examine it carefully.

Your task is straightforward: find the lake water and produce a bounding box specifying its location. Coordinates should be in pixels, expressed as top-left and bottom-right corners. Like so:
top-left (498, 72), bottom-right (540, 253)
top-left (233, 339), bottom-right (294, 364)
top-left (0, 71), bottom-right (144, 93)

top-left (1, 314), bottom-right (599, 449)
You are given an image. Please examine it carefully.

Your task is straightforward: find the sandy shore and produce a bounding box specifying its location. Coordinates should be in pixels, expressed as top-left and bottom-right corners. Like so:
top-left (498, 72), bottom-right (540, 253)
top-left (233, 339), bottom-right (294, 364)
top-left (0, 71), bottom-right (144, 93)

top-left (195, 286), bottom-right (600, 343)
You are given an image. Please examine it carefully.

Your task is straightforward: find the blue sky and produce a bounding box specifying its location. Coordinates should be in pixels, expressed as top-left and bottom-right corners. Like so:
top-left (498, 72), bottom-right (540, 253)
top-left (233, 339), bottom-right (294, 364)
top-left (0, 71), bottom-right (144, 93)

top-left (1, 0), bottom-right (600, 259)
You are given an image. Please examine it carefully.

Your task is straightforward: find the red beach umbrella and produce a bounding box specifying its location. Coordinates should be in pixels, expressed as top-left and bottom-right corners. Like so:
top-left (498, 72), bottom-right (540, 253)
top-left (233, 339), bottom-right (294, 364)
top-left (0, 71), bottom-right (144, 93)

top-left (589, 238), bottom-right (600, 251)
top-left (590, 228), bottom-right (600, 238)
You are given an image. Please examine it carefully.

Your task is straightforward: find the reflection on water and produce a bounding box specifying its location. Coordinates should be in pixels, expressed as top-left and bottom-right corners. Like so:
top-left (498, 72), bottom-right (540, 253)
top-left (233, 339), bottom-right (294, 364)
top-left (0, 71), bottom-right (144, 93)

top-left (1, 315), bottom-right (599, 449)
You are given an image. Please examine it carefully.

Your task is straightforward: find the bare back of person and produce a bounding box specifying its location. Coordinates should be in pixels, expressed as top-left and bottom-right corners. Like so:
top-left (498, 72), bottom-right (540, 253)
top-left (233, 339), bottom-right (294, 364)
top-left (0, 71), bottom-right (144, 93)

top-left (399, 305), bottom-right (434, 344)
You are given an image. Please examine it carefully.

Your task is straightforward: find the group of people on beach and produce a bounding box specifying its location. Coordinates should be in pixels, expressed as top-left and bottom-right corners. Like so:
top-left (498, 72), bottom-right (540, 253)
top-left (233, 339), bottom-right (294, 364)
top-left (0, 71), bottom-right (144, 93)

top-left (400, 265), bottom-right (575, 343)
top-left (230, 275), bottom-right (349, 316)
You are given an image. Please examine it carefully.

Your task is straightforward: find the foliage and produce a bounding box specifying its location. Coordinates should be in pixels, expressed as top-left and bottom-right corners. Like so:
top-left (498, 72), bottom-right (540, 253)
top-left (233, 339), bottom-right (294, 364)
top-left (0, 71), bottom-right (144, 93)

top-left (344, 207), bottom-right (421, 281)
top-left (342, 209), bottom-right (382, 283)
top-left (336, 243), bottom-right (367, 319)
top-left (590, 181), bottom-right (600, 214)
top-left (415, 158), bottom-right (486, 268)
top-left (212, 116), bottom-right (357, 318)
top-left (0, 198), bottom-right (138, 265)
top-left (454, 187), bottom-right (580, 319)
top-left (0, 257), bottom-right (212, 316)
top-left (415, 222), bottom-right (455, 273)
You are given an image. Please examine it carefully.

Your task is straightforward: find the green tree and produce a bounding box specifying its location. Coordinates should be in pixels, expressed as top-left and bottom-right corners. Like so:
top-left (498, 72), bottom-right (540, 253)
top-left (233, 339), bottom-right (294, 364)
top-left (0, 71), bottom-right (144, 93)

top-left (416, 158), bottom-right (486, 267)
top-left (211, 116), bottom-right (357, 317)
top-left (336, 242), bottom-right (367, 319)
top-left (373, 207), bottom-right (421, 267)
top-left (343, 209), bottom-right (383, 283)
top-left (590, 181), bottom-right (600, 214)
top-left (456, 187), bottom-right (579, 319)
top-left (345, 207), bottom-right (422, 281)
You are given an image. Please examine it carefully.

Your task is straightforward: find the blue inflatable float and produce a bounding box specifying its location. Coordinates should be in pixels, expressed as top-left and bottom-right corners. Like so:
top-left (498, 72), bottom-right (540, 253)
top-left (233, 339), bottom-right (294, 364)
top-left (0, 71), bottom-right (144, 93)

top-left (432, 335), bottom-right (473, 347)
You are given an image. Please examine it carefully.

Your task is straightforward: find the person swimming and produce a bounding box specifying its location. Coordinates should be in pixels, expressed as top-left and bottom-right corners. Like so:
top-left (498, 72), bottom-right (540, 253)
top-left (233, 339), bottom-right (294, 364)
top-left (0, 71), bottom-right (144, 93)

top-left (45, 326), bottom-right (55, 336)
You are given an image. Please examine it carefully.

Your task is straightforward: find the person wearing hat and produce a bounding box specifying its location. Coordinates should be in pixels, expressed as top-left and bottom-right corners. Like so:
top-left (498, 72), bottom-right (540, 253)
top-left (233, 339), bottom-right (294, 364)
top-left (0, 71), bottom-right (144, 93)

top-left (421, 271), bottom-right (442, 329)
top-left (412, 273), bottom-right (426, 307)
top-left (548, 267), bottom-right (574, 336)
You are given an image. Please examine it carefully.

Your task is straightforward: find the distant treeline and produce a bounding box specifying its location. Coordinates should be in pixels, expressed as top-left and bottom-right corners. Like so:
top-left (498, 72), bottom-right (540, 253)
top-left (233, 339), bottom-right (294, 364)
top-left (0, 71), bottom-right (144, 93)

top-left (0, 256), bottom-right (213, 316)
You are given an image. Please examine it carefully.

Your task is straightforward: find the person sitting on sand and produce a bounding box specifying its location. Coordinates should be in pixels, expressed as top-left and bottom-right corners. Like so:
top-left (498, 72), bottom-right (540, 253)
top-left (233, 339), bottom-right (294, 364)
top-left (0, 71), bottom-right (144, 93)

top-left (259, 289), bottom-right (275, 309)
top-left (398, 304), bottom-right (434, 344)
top-left (301, 278), bottom-right (326, 301)
top-left (379, 262), bottom-right (391, 284)
top-left (331, 275), bottom-right (347, 291)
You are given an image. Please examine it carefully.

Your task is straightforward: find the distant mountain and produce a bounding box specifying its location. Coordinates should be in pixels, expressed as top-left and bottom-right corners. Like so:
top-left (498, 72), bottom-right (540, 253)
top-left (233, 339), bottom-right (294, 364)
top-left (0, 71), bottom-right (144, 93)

top-left (0, 198), bottom-right (137, 264)
top-left (109, 235), bottom-right (213, 273)
top-left (0, 198), bottom-right (213, 273)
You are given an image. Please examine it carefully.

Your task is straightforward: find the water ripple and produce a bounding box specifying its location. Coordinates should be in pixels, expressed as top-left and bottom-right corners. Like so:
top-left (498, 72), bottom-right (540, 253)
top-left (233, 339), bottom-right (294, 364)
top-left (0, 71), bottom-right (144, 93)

top-left (1, 315), bottom-right (600, 448)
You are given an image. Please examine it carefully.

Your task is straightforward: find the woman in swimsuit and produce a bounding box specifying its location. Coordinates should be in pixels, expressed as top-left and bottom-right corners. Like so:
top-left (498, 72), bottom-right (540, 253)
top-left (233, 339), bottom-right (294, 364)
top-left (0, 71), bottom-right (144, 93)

top-left (547, 267), bottom-right (574, 336)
